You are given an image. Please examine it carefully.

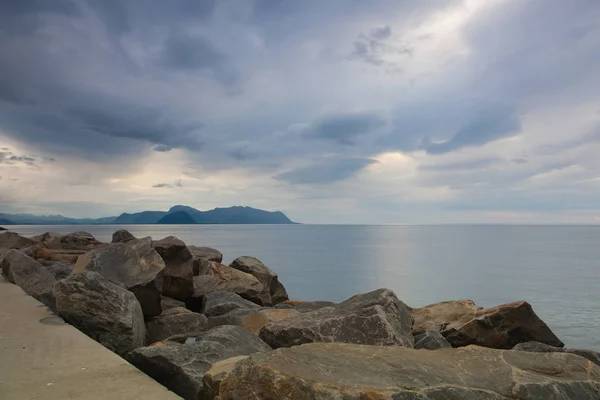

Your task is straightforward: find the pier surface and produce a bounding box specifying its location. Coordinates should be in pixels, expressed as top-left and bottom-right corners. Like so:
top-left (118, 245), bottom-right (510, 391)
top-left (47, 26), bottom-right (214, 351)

top-left (0, 277), bottom-right (181, 399)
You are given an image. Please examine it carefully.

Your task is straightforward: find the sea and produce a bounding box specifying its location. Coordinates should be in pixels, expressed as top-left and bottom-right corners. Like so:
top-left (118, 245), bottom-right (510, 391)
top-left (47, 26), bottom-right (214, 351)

top-left (7, 224), bottom-right (600, 351)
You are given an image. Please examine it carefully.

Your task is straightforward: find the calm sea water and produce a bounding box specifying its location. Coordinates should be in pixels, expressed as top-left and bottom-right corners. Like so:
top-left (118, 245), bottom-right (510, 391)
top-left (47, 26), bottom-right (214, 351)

top-left (8, 224), bottom-right (600, 350)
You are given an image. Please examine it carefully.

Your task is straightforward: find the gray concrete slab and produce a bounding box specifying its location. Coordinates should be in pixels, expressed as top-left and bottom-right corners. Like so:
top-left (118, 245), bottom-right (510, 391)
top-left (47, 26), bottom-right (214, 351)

top-left (0, 277), bottom-right (181, 399)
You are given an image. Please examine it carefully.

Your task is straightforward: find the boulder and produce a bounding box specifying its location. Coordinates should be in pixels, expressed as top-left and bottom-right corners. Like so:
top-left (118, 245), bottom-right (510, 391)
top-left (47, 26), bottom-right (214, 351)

top-left (203, 356), bottom-right (248, 400)
top-left (413, 300), bottom-right (564, 349)
top-left (31, 231), bottom-right (63, 246)
top-left (127, 325), bottom-right (270, 400)
top-left (39, 259), bottom-right (72, 280)
top-left (2, 249), bottom-right (57, 311)
top-left (216, 343), bottom-right (600, 400)
top-left (206, 308), bottom-right (266, 330)
top-left (229, 256), bottom-right (288, 305)
top-left (414, 330), bottom-right (452, 350)
top-left (152, 236), bottom-right (194, 300)
top-left (32, 247), bottom-right (86, 264)
top-left (146, 307), bottom-right (208, 344)
top-left (274, 300), bottom-right (337, 313)
top-left (189, 262), bottom-right (264, 306)
top-left (513, 341), bottom-right (600, 367)
top-left (189, 245), bottom-right (223, 267)
top-left (0, 231), bottom-right (37, 250)
top-left (259, 288), bottom-right (413, 349)
top-left (196, 290), bottom-right (260, 317)
top-left (54, 271), bottom-right (146, 355)
top-left (112, 229), bottom-right (136, 243)
top-left (57, 231), bottom-right (101, 250)
top-left (207, 308), bottom-right (300, 335)
top-left (73, 237), bottom-right (166, 318)
top-left (161, 295), bottom-right (186, 311)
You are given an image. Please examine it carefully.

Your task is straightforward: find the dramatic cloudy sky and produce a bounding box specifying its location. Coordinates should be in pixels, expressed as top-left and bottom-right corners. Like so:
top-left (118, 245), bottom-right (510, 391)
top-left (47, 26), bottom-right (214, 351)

top-left (1, 0), bottom-right (599, 223)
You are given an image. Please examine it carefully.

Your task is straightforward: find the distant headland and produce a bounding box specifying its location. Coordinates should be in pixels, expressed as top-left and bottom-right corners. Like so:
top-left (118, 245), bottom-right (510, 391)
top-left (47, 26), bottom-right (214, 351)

top-left (0, 205), bottom-right (295, 225)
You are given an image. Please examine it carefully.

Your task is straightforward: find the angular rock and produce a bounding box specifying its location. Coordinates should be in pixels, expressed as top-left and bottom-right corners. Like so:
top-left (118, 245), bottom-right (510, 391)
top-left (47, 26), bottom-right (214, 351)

top-left (39, 259), bottom-right (73, 280)
top-left (414, 330), bottom-right (452, 350)
top-left (146, 307), bottom-right (208, 344)
top-left (259, 288), bottom-right (413, 349)
top-left (216, 343), bottom-right (600, 400)
top-left (190, 262), bottom-right (264, 306)
top-left (54, 271), bottom-right (146, 355)
top-left (127, 325), bottom-right (270, 400)
top-left (161, 295), bottom-right (186, 311)
top-left (274, 300), bottom-right (337, 313)
top-left (195, 290), bottom-right (260, 317)
top-left (152, 236), bottom-right (194, 301)
top-left (73, 237), bottom-right (166, 317)
top-left (513, 341), bottom-right (600, 367)
top-left (207, 308), bottom-right (300, 335)
top-left (229, 256), bottom-right (288, 306)
top-left (112, 229), bottom-right (137, 243)
top-left (413, 300), bottom-right (564, 349)
top-left (203, 356), bottom-right (248, 400)
top-left (0, 231), bottom-right (37, 250)
top-left (2, 249), bottom-right (57, 311)
top-left (189, 245), bottom-right (223, 267)
top-left (32, 247), bottom-right (85, 264)
top-left (57, 231), bottom-right (101, 250)
top-left (207, 308), bottom-right (266, 330)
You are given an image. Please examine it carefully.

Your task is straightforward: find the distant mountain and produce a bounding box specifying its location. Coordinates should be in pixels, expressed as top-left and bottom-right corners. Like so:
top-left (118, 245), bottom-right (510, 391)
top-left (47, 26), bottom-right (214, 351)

top-left (0, 218), bottom-right (14, 225)
top-left (0, 205), bottom-right (295, 225)
top-left (157, 211), bottom-right (196, 224)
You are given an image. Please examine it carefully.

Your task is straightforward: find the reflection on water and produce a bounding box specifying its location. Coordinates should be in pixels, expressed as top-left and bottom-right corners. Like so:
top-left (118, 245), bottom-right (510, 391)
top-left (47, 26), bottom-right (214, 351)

top-left (9, 224), bottom-right (600, 350)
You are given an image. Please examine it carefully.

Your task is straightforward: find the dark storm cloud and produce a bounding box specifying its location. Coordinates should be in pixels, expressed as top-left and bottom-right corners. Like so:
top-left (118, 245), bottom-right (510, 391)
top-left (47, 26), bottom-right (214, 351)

top-left (154, 145), bottom-right (173, 152)
top-left (304, 112), bottom-right (387, 145)
top-left (152, 183), bottom-right (172, 188)
top-left (274, 158), bottom-right (377, 184)
top-left (0, 150), bottom-right (38, 167)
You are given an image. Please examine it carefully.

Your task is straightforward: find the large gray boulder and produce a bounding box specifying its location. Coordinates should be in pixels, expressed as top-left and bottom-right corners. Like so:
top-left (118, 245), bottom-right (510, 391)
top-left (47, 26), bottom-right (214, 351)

top-left (2, 249), bottom-right (56, 311)
top-left (274, 300), bottom-right (337, 313)
top-left (39, 259), bottom-right (72, 280)
top-left (513, 341), bottom-right (600, 367)
top-left (146, 307), bottom-right (208, 344)
top-left (54, 271), bottom-right (146, 356)
top-left (0, 231), bottom-right (37, 250)
top-left (259, 288), bottom-right (413, 349)
top-left (73, 237), bottom-right (165, 317)
top-left (196, 290), bottom-right (260, 317)
top-left (229, 256), bottom-right (288, 306)
top-left (127, 325), bottom-right (270, 400)
top-left (413, 300), bottom-right (564, 349)
top-left (152, 236), bottom-right (194, 301)
top-left (216, 343), bottom-right (600, 400)
top-left (189, 262), bottom-right (264, 306)
top-left (111, 229), bottom-right (136, 243)
top-left (188, 245), bottom-right (223, 272)
top-left (414, 330), bottom-right (452, 350)
top-left (207, 308), bottom-right (300, 335)
top-left (161, 295), bottom-right (186, 311)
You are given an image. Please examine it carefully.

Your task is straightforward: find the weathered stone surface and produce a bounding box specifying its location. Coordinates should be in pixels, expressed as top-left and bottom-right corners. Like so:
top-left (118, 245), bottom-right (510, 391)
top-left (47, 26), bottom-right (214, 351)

top-left (189, 245), bottom-right (223, 269)
top-left (414, 330), bottom-right (452, 350)
top-left (259, 288), bottom-right (414, 349)
top-left (57, 231), bottom-right (101, 250)
top-left (275, 300), bottom-right (337, 313)
top-left (152, 236), bottom-right (194, 300)
top-left (111, 229), bottom-right (137, 243)
top-left (3, 249), bottom-right (57, 311)
top-left (54, 271), bottom-right (146, 355)
top-left (513, 341), bottom-right (600, 367)
top-left (39, 259), bottom-right (73, 280)
top-left (73, 237), bottom-right (166, 317)
top-left (207, 308), bottom-right (300, 335)
top-left (127, 325), bottom-right (270, 400)
top-left (31, 231), bottom-right (63, 246)
top-left (32, 247), bottom-right (85, 264)
top-left (203, 356), bottom-right (248, 400)
top-left (146, 307), bottom-right (208, 344)
top-left (217, 343), bottom-right (600, 400)
top-left (190, 262), bottom-right (264, 306)
top-left (229, 256), bottom-right (288, 306)
top-left (197, 290), bottom-right (260, 317)
top-left (0, 231), bottom-right (37, 250)
top-left (161, 295), bottom-right (186, 311)
top-left (413, 300), bottom-right (564, 349)
top-left (206, 308), bottom-right (265, 330)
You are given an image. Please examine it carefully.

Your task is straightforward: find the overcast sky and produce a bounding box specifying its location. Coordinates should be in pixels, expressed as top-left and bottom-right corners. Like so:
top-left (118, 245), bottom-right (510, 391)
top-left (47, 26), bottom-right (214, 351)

top-left (1, 0), bottom-right (599, 223)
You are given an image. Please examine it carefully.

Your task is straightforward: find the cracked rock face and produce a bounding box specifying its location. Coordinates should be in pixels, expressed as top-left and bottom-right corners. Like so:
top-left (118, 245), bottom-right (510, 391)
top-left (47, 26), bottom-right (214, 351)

top-left (229, 256), bottom-right (288, 306)
top-left (259, 288), bottom-right (413, 349)
top-left (217, 342), bottom-right (600, 400)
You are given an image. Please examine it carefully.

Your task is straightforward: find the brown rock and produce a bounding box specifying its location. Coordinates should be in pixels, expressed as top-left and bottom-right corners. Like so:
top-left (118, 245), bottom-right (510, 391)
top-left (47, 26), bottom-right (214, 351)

top-left (0, 231), bottom-right (37, 250)
top-left (189, 262), bottom-right (264, 306)
top-left (275, 300), bottom-right (337, 313)
top-left (33, 247), bottom-right (86, 264)
top-left (203, 356), bottom-right (248, 400)
top-left (146, 307), bottom-right (208, 344)
top-left (161, 295), bottom-right (186, 311)
top-left (152, 236), bottom-right (194, 300)
top-left (112, 229), bottom-right (137, 243)
top-left (229, 256), bottom-right (289, 306)
top-left (188, 245), bottom-right (223, 270)
top-left (217, 343), bottom-right (600, 400)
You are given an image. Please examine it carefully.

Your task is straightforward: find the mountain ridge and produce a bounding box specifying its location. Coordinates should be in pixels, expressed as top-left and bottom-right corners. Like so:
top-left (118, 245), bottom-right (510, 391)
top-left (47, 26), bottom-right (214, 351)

top-left (0, 205), bottom-right (295, 225)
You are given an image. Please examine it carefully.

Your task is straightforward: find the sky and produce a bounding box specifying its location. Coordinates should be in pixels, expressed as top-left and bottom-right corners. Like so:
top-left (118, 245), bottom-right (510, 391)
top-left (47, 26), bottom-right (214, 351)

top-left (1, 0), bottom-right (600, 224)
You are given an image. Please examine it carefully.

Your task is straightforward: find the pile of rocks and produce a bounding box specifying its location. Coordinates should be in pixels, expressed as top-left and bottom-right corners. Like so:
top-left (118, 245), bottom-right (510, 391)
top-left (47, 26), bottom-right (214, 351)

top-left (1, 229), bottom-right (599, 400)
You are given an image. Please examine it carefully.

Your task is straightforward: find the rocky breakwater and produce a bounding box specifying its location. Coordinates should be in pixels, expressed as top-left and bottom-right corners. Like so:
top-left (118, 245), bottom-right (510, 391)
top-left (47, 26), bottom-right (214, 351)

top-left (1, 229), bottom-right (599, 400)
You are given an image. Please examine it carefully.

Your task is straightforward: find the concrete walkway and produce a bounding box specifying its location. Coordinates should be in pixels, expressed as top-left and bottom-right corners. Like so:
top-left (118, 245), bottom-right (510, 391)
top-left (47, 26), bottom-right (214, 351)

top-left (0, 277), bottom-right (181, 399)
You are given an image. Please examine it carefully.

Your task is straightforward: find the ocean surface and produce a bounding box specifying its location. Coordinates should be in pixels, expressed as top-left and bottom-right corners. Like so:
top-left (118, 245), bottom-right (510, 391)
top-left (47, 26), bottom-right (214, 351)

top-left (7, 224), bottom-right (600, 351)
